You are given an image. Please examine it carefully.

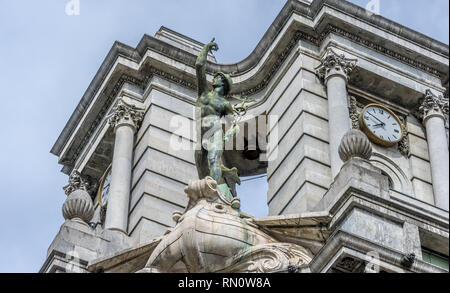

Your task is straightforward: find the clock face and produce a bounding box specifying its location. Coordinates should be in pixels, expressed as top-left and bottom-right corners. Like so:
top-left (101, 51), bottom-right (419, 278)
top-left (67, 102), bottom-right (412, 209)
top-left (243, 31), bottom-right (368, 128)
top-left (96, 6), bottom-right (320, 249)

top-left (360, 104), bottom-right (403, 147)
top-left (98, 165), bottom-right (112, 207)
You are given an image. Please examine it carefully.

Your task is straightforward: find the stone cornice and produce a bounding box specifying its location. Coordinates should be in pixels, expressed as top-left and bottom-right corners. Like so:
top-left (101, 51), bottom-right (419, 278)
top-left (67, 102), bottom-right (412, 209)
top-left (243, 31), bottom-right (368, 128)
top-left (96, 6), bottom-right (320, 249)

top-left (66, 69), bottom-right (196, 169)
top-left (52, 0), bottom-right (449, 172)
top-left (311, 0), bottom-right (448, 57)
top-left (320, 25), bottom-right (445, 78)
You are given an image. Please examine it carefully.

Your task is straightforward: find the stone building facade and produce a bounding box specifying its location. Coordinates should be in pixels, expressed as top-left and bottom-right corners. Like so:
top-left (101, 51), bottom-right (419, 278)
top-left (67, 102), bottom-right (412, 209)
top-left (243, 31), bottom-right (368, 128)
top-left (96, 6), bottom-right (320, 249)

top-left (41, 0), bottom-right (449, 273)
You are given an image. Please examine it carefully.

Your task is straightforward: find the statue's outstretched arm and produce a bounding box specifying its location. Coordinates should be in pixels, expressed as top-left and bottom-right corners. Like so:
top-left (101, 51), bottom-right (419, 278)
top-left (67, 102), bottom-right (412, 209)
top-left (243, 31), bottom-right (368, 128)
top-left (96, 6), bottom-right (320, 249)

top-left (195, 39), bottom-right (218, 98)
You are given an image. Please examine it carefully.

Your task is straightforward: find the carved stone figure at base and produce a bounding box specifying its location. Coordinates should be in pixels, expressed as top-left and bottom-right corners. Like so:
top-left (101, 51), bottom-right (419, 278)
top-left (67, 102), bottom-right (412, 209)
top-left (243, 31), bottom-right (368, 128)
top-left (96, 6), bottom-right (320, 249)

top-left (139, 177), bottom-right (312, 273)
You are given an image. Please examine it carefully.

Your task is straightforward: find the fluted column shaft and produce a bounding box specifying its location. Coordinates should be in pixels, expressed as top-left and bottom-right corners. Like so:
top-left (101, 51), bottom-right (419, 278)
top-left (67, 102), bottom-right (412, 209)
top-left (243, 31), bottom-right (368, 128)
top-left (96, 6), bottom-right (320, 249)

top-left (105, 99), bottom-right (144, 233)
top-left (417, 90), bottom-right (449, 211)
top-left (316, 49), bottom-right (357, 179)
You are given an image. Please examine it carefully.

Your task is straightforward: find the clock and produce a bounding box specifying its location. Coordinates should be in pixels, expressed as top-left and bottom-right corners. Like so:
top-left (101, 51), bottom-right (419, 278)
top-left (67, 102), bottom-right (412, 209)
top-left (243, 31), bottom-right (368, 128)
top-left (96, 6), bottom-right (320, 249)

top-left (98, 164), bottom-right (112, 207)
top-left (359, 104), bottom-right (404, 147)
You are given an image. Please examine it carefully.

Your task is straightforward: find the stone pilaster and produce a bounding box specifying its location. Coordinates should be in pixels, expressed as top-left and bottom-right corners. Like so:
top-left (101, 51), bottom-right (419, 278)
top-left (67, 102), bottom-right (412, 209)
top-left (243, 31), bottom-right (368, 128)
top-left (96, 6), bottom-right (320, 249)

top-left (316, 48), bottom-right (357, 179)
top-left (104, 99), bottom-right (144, 234)
top-left (415, 90), bottom-right (449, 211)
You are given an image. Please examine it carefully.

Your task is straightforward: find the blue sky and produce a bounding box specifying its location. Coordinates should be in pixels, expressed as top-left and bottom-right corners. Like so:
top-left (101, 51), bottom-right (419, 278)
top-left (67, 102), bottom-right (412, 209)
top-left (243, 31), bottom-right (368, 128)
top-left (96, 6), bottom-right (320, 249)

top-left (0, 0), bottom-right (448, 273)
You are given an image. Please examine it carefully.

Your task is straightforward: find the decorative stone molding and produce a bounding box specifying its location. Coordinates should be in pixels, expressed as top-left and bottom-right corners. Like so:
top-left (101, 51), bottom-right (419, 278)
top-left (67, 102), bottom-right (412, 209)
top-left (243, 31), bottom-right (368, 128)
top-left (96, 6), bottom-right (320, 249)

top-left (415, 90), bottom-right (449, 123)
top-left (62, 189), bottom-right (95, 223)
top-left (335, 256), bottom-right (363, 273)
top-left (63, 170), bottom-right (95, 196)
top-left (319, 25), bottom-right (445, 79)
top-left (338, 129), bottom-right (372, 162)
top-left (99, 206), bottom-right (107, 225)
top-left (401, 253), bottom-right (416, 269)
top-left (70, 75), bottom-right (147, 166)
top-left (397, 118), bottom-right (410, 156)
top-left (316, 48), bottom-right (357, 84)
top-left (108, 99), bottom-right (145, 132)
top-left (184, 176), bottom-right (218, 201)
top-left (217, 243), bottom-right (312, 273)
top-left (238, 31), bottom-right (311, 97)
top-left (349, 96), bottom-right (360, 130)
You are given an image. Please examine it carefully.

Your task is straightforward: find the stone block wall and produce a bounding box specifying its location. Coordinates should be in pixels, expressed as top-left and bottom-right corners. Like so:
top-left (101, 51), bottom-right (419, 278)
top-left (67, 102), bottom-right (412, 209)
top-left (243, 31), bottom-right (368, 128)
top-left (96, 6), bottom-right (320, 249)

top-left (266, 45), bottom-right (332, 215)
top-left (129, 77), bottom-right (197, 244)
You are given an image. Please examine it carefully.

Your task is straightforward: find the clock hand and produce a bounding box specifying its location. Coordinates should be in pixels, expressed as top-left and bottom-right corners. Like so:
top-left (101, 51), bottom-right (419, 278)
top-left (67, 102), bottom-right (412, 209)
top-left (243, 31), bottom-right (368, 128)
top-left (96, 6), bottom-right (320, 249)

top-left (367, 112), bottom-right (385, 126)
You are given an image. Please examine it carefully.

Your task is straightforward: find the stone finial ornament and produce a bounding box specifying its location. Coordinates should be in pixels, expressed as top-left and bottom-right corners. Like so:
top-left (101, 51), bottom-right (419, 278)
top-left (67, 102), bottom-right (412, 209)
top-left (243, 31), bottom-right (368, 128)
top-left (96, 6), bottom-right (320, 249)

top-left (338, 129), bottom-right (373, 162)
top-left (108, 99), bottom-right (145, 132)
top-left (62, 171), bottom-right (95, 224)
top-left (62, 189), bottom-right (95, 223)
top-left (316, 48), bottom-right (357, 83)
top-left (415, 90), bottom-right (449, 123)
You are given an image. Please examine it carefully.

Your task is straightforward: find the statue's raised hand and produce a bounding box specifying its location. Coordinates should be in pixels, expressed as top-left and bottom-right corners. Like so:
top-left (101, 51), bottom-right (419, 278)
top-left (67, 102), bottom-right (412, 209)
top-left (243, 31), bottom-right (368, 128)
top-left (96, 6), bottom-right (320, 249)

top-left (207, 38), bottom-right (219, 52)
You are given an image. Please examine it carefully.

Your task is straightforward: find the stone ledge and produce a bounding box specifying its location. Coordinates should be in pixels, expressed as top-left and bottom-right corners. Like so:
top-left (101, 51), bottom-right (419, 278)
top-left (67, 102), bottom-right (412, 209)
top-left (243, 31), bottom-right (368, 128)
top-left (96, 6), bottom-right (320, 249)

top-left (87, 238), bottom-right (162, 273)
top-left (309, 230), bottom-right (448, 273)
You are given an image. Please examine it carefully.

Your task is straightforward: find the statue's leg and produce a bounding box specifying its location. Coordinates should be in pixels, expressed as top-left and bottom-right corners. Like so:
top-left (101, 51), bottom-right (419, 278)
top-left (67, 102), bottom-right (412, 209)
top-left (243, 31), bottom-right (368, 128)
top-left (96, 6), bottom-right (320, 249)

top-left (221, 165), bottom-right (241, 185)
top-left (208, 149), bottom-right (222, 184)
top-left (195, 146), bottom-right (209, 180)
top-left (207, 127), bottom-right (224, 183)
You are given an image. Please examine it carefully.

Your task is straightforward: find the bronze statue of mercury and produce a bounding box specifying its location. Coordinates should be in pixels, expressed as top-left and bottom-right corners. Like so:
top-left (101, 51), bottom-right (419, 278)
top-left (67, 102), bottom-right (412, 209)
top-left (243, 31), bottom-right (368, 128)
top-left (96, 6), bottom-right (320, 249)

top-left (194, 39), bottom-right (241, 188)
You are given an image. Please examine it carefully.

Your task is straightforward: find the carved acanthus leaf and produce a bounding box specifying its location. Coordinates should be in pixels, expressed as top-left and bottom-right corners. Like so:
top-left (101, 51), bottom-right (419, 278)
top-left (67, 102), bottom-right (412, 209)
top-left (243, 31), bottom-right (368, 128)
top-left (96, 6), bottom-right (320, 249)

top-left (415, 90), bottom-right (449, 121)
top-left (398, 118), bottom-right (410, 156)
top-left (219, 243), bottom-right (312, 273)
top-left (108, 99), bottom-right (145, 130)
top-left (349, 96), bottom-right (360, 129)
top-left (63, 170), bottom-right (96, 196)
top-left (316, 48), bottom-right (357, 81)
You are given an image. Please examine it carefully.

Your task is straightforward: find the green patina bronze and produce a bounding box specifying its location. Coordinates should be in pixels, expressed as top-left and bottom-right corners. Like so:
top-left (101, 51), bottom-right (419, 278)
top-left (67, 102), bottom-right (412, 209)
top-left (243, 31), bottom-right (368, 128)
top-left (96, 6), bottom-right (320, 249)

top-left (194, 39), bottom-right (253, 192)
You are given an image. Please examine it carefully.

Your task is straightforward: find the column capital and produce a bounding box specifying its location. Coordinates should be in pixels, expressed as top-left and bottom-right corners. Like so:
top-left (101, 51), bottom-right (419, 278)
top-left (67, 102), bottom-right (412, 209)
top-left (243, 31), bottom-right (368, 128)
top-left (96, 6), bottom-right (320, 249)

top-left (108, 99), bottom-right (145, 133)
top-left (316, 48), bottom-right (357, 84)
top-left (415, 89), bottom-right (449, 124)
top-left (63, 170), bottom-right (96, 196)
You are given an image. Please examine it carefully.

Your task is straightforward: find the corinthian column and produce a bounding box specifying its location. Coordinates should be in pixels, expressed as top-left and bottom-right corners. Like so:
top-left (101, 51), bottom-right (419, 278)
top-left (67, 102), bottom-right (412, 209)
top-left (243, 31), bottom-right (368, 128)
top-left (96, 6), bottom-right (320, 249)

top-left (416, 90), bottom-right (449, 211)
top-left (316, 48), bottom-right (357, 179)
top-left (104, 99), bottom-right (144, 233)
